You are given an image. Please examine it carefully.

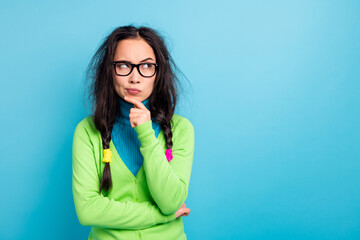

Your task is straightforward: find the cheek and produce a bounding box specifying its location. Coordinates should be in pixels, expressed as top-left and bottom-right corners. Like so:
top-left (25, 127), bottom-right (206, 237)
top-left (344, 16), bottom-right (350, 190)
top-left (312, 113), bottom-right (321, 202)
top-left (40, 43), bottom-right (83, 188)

top-left (113, 77), bottom-right (127, 95)
top-left (114, 77), bottom-right (125, 88)
top-left (113, 79), bottom-right (119, 91)
top-left (148, 78), bottom-right (156, 92)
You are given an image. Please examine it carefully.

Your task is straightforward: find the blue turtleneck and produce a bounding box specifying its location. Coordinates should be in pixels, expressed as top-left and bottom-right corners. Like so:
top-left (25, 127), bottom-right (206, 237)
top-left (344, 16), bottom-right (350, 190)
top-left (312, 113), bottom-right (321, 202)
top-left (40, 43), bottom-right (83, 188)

top-left (111, 96), bottom-right (162, 177)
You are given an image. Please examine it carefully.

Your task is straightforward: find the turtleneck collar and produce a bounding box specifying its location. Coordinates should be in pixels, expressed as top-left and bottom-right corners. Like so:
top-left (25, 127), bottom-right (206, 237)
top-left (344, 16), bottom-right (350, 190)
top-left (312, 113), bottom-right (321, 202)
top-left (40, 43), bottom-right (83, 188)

top-left (117, 96), bottom-right (150, 125)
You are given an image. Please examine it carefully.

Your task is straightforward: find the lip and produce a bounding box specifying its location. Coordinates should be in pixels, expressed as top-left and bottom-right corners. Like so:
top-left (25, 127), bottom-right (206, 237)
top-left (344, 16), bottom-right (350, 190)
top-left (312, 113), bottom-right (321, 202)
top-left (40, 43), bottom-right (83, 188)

top-left (126, 88), bottom-right (141, 95)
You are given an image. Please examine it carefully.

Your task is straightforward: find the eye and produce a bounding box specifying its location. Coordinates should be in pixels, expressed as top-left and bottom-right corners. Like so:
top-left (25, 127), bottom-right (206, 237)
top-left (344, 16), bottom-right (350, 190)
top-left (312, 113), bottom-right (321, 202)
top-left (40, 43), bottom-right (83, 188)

top-left (142, 63), bottom-right (151, 69)
top-left (118, 63), bottom-right (130, 69)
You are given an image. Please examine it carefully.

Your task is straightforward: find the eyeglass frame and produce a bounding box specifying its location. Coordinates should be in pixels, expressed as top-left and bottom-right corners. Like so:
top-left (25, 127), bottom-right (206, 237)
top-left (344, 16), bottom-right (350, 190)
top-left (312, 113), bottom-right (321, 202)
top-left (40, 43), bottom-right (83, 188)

top-left (112, 61), bottom-right (159, 78)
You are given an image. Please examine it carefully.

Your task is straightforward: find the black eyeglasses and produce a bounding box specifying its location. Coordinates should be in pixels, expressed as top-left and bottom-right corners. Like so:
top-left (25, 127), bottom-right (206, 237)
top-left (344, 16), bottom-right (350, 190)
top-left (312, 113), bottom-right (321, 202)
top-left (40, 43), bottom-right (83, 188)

top-left (113, 61), bottom-right (158, 77)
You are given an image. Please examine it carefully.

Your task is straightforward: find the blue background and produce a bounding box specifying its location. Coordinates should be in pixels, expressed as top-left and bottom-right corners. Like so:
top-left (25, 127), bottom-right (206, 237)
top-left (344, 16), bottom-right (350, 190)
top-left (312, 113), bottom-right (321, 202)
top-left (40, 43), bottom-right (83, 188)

top-left (1, 0), bottom-right (359, 239)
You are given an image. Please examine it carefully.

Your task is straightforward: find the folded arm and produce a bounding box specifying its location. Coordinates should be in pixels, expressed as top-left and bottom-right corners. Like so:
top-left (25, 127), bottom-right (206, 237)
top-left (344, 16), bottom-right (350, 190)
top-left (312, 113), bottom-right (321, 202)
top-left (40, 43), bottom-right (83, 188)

top-left (72, 121), bottom-right (175, 230)
top-left (134, 118), bottom-right (195, 215)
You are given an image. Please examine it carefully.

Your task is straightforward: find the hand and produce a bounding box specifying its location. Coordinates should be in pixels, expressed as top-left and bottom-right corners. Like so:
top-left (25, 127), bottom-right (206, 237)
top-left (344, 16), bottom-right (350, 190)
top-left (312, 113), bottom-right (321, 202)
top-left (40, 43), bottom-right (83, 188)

top-left (123, 96), bottom-right (151, 128)
top-left (175, 203), bottom-right (191, 218)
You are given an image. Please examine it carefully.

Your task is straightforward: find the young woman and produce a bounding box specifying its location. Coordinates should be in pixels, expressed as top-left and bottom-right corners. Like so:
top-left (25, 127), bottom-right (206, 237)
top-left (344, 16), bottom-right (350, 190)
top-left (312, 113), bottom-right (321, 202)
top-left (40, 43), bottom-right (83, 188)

top-left (72, 26), bottom-right (195, 240)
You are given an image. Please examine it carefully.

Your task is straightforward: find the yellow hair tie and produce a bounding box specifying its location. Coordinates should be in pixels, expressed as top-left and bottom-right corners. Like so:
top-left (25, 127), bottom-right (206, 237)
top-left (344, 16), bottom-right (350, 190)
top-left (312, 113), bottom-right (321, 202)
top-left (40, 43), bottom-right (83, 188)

top-left (102, 148), bottom-right (112, 163)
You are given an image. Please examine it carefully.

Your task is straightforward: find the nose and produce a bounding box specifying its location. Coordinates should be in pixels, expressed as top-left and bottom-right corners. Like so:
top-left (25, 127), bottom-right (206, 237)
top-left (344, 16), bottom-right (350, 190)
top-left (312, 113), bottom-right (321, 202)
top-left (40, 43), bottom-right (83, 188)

top-left (129, 67), bottom-right (141, 83)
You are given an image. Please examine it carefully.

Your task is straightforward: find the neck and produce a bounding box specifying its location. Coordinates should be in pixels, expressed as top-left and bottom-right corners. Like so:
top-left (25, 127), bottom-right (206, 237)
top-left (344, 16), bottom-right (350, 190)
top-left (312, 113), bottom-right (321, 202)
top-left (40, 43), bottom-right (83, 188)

top-left (117, 96), bottom-right (150, 125)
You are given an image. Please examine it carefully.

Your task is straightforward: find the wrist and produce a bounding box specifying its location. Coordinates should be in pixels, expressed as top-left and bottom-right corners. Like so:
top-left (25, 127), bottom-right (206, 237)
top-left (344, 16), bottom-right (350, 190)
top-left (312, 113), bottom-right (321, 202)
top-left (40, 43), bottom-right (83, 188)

top-left (134, 120), bottom-right (156, 146)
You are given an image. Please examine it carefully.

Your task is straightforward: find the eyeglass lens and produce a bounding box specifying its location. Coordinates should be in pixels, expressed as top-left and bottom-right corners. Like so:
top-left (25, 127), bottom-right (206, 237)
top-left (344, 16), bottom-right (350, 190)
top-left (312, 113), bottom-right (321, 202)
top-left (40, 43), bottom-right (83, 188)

top-left (115, 63), bottom-right (156, 77)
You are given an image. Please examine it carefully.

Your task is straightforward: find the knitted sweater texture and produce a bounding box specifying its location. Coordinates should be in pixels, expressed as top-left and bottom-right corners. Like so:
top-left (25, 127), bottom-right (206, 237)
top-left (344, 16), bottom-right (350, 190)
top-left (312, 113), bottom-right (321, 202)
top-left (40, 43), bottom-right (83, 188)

top-left (72, 110), bottom-right (195, 240)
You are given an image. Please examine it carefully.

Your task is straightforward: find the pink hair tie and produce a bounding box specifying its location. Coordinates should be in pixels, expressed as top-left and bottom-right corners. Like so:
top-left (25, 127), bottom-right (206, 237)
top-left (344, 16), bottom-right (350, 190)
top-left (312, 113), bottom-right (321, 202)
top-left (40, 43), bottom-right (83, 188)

top-left (165, 148), bottom-right (173, 162)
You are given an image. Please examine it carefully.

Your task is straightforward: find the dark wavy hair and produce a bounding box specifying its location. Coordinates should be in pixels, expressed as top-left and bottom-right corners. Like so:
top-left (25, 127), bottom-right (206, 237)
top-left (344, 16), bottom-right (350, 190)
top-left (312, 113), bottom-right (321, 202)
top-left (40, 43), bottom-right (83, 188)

top-left (86, 25), bottom-right (180, 193)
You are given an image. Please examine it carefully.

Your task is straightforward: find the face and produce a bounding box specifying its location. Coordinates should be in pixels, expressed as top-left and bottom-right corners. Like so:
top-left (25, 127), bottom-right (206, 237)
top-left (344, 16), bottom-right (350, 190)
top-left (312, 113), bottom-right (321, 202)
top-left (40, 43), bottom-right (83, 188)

top-left (113, 38), bottom-right (157, 102)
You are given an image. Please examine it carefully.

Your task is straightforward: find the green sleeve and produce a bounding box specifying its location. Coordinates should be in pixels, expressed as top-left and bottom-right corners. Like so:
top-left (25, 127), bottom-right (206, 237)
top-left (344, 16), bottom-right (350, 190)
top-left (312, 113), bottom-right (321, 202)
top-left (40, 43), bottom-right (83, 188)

top-left (134, 118), bottom-right (195, 215)
top-left (72, 120), bottom-right (176, 229)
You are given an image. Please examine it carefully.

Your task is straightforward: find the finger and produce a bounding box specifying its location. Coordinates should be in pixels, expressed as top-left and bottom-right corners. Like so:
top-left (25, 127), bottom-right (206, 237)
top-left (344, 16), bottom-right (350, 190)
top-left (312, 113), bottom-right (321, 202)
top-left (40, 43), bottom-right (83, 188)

top-left (182, 210), bottom-right (190, 217)
top-left (124, 96), bottom-right (147, 109)
top-left (129, 113), bottom-right (143, 120)
top-left (130, 108), bottom-right (143, 113)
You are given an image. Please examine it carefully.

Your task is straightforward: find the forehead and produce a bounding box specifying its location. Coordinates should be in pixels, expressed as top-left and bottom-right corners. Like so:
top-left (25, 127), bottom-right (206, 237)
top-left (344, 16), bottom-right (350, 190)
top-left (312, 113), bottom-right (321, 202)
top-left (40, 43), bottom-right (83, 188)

top-left (113, 38), bottom-right (156, 61)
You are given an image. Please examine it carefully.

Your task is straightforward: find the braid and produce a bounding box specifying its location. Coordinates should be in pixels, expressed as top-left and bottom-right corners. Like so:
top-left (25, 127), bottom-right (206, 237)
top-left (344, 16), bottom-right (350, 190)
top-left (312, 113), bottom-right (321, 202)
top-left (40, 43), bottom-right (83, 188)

top-left (151, 99), bottom-right (175, 151)
top-left (162, 120), bottom-right (173, 149)
top-left (94, 88), bottom-right (117, 193)
top-left (97, 114), bottom-right (115, 193)
top-left (99, 119), bottom-right (115, 193)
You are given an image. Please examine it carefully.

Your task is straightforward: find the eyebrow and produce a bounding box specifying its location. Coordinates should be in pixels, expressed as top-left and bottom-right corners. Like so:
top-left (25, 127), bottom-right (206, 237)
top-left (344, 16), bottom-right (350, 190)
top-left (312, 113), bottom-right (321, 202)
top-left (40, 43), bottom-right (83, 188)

top-left (140, 57), bottom-right (154, 62)
top-left (114, 57), bottom-right (155, 63)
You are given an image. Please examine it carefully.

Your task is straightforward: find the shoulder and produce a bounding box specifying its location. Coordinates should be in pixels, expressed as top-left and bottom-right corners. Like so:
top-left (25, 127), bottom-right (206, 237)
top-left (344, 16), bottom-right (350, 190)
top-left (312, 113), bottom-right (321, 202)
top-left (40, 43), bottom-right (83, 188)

top-left (171, 113), bottom-right (194, 128)
top-left (171, 113), bottom-right (195, 137)
top-left (73, 115), bottom-right (98, 138)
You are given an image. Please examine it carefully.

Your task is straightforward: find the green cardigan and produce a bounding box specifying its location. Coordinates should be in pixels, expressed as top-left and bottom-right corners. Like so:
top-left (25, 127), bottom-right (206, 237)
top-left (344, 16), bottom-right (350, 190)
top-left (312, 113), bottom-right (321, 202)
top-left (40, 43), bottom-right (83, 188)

top-left (72, 114), bottom-right (195, 240)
